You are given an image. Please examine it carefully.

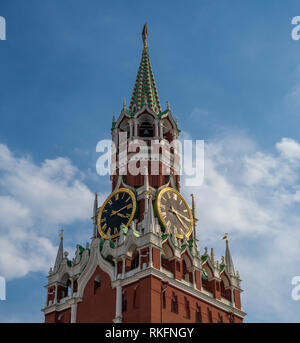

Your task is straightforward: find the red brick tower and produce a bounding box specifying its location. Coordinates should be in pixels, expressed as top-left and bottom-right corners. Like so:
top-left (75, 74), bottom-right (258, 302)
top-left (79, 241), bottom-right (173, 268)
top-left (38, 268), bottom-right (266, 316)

top-left (42, 24), bottom-right (246, 323)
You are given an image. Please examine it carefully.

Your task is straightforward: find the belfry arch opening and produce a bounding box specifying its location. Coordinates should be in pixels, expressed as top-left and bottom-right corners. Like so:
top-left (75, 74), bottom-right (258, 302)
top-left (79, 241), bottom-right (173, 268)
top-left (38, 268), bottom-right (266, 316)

top-left (59, 273), bottom-right (71, 301)
top-left (139, 114), bottom-right (154, 138)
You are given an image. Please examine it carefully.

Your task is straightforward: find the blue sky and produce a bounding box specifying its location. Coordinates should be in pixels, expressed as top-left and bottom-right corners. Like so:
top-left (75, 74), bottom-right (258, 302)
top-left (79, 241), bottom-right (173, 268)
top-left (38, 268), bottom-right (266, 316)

top-left (1, 0), bottom-right (300, 322)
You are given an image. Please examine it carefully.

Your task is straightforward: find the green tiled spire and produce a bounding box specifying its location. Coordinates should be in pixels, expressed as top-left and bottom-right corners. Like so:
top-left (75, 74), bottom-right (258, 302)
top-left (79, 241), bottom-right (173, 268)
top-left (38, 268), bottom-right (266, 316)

top-left (129, 24), bottom-right (162, 115)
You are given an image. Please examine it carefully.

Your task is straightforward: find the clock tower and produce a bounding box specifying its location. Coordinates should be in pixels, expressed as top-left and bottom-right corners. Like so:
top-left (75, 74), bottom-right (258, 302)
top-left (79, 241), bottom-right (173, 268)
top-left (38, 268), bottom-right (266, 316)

top-left (42, 24), bottom-right (246, 323)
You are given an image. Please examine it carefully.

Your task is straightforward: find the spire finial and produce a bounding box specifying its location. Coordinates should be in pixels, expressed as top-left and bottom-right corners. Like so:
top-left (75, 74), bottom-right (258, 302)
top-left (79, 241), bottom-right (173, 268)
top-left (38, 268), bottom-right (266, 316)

top-left (142, 23), bottom-right (148, 49)
top-left (222, 232), bottom-right (229, 244)
top-left (129, 24), bottom-right (161, 114)
top-left (58, 229), bottom-right (64, 240)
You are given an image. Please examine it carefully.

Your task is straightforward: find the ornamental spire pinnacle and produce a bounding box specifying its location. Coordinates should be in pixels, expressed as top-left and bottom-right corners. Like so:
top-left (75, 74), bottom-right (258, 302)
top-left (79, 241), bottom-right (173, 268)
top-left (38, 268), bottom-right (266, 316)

top-left (54, 230), bottom-right (64, 273)
top-left (142, 23), bottom-right (148, 49)
top-left (223, 234), bottom-right (235, 276)
top-left (190, 193), bottom-right (198, 240)
top-left (92, 192), bottom-right (98, 238)
top-left (129, 24), bottom-right (162, 115)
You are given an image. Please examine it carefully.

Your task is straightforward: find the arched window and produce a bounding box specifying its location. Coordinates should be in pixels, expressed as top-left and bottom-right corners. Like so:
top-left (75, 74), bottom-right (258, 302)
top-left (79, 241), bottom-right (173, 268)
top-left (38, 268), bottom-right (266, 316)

top-left (220, 277), bottom-right (232, 301)
top-left (131, 251), bottom-right (139, 270)
top-left (202, 278), bottom-right (210, 292)
top-left (207, 307), bottom-right (213, 323)
top-left (171, 292), bottom-right (178, 314)
top-left (221, 280), bottom-right (226, 298)
top-left (140, 121), bottom-right (153, 137)
top-left (218, 312), bottom-right (223, 323)
top-left (195, 303), bottom-right (202, 323)
top-left (184, 296), bottom-right (190, 319)
top-left (161, 244), bottom-right (174, 272)
top-left (202, 266), bottom-right (212, 292)
top-left (59, 274), bottom-right (71, 301)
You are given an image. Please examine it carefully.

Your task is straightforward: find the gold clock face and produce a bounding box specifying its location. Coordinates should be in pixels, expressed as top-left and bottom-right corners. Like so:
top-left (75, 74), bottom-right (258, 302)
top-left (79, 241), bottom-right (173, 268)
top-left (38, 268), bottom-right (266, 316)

top-left (97, 188), bottom-right (137, 239)
top-left (156, 187), bottom-right (193, 239)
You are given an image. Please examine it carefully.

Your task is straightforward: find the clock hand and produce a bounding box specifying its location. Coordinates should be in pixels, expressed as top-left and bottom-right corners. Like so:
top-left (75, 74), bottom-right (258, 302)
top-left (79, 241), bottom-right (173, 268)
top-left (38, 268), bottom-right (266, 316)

top-left (174, 212), bottom-right (186, 228)
top-left (170, 206), bottom-right (191, 222)
top-left (116, 213), bottom-right (127, 218)
top-left (110, 205), bottom-right (128, 217)
top-left (170, 207), bottom-right (190, 231)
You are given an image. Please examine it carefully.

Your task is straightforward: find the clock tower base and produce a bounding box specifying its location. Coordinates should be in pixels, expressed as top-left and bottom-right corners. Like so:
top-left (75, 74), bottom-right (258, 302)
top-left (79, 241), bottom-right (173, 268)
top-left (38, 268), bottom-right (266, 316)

top-left (43, 222), bottom-right (245, 323)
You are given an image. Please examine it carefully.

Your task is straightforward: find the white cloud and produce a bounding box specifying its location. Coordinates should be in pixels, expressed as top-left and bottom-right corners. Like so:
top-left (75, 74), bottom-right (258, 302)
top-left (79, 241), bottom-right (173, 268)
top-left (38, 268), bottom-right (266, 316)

top-left (0, 144), bottom-right (94, 280)
top-left (182, 134), bottom-right (300, 322)
top-left (276, 137), bottom-right (300, 161)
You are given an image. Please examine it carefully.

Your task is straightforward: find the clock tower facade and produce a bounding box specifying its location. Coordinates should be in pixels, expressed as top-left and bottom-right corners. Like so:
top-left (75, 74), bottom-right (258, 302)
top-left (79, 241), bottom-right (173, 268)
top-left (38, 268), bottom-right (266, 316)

top-left (42, 25), bottom-right (246, 323)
